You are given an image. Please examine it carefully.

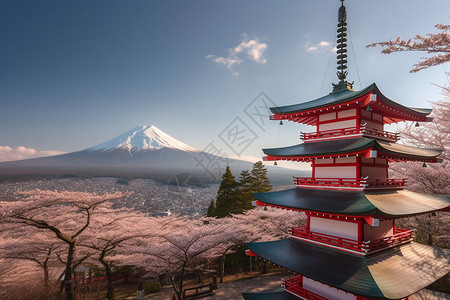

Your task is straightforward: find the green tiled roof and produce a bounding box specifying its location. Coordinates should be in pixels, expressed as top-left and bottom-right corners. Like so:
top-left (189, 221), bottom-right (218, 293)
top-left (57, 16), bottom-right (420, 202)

top-left (270, 83), bottom-right (432, 116)
top-left (263, 137), bottom-right (442, 160)
top-left (253, 188), bottom-right (450, 217)
top-left (246, 239), bottom-right (450, 299)
top-left (243, 291), bottom-right (299, 300)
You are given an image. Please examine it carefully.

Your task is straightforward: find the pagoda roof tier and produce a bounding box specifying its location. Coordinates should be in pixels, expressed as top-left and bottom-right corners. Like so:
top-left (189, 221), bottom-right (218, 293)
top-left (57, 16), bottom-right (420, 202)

top-left (246, 238), bottom-right (450, 300)
top-left (243, 287), bottom-right (450, 300)
top-left (269, 83), bottom-right (432, 125)
top-left (253, 188), bottom-right (450, 217)
top-left (263, 137), bottom-right (442, 162)
top-left (243, 291), bottom-right (299, 300)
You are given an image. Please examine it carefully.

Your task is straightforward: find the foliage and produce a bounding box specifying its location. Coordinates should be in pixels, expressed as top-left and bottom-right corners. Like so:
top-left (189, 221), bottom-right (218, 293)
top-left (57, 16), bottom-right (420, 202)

top-left (214, 166), bottom-right (240, 218)
top-left (250, 161), bottom-right (272, 193)
top-left (206, 199), bottom-right (216, 217)
top-left (391, 99), bottom-right (450, 195)
top-left (212, 162), bottom-right (272, 218)
top-left (0, 189), bottom-right (128, 300)
top-left (367, 24), bottom-right (450, 72)
top-left (392, 93), bottom-right (450, 252)
top-left (144, 281), bottom-right (161, 294)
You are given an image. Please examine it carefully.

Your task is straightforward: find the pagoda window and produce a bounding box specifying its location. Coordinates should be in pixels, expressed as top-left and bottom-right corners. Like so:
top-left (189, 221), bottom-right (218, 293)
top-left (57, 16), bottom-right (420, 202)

top-left (318, 119), bottom-right (357, 131)
top-left (335, 156), bottom-right (357, 163)
top-left (302, 276), bottom-right (357, 300)
top-left (314, 158), bottom-right (334, 164)
top-left (319, 112), bottom-right (337, 122)
top-left (315, 166), bottom-right (356, 178)
top-left (361, 166), bottom-right (387, 179)
top-left (337, 108), bottom-right (356, 119)
top-left (310, 216), bottom-right (358, 240)
top-left (363, 219), bottom-right (394, 241)
top-left (360, 109), bottom-right (384, 130)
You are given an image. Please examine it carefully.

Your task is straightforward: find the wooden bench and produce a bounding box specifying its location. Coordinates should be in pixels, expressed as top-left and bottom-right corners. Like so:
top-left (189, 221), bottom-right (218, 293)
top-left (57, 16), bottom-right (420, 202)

top-left (183, 283), bottom-right (214, 299)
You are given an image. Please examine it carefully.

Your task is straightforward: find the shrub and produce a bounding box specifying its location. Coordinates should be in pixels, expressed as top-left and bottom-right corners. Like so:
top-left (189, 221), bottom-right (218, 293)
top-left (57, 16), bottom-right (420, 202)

top-left (144, 281), bottom-right (161, 294)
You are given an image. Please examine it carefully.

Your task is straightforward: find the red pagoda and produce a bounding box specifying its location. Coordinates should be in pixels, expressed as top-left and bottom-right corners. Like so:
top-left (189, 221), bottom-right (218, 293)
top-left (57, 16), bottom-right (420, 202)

top-left (243, 2), bottom-right (450, 299)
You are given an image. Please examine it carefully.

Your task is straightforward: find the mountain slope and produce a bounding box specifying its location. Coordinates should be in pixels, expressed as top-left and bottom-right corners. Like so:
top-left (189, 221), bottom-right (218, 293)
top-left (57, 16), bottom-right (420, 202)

top-left (0, 125), bottom-right (307, 184)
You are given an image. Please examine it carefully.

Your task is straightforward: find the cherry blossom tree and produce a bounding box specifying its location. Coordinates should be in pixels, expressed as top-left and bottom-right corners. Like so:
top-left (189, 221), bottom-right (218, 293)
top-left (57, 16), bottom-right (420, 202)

top-left (0, 189), bottom-right (128, 300)
top-left (125, 216), bottom-right (232, 300)
top-left (0, 228), bottom-right (64, 296)
top-left (367, 24), bottom-right (450, 72)
top-left (212, 207), bottom-right (306, 282)
top-left (391, 99), bottom-right (450, 195)
top-left (80, 209), bottom-right (156, 300)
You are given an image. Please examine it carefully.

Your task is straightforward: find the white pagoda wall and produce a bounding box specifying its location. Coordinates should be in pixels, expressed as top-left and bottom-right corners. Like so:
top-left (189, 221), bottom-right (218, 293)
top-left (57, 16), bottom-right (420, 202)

top-left (361, 166), bottom-right (386, 179)
top-left (318, 119), bottom-right (357, 131)
top-left (364, 219), bottom-right (394, 241)
top-left (317, 108), bottom-right (357, 132)
top-left (302, 277), bottom-right (356, 300)
top-left (315, 166), bottom-right (356, 178)
top-left (310, 216), bottom-right (358, 240)
top-left (360, 109), bottom-right (383, 130)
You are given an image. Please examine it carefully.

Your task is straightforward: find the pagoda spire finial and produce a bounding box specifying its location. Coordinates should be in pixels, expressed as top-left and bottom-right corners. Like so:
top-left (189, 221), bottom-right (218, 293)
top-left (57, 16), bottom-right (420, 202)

top-left (333, 0), bottom-right (354, 92)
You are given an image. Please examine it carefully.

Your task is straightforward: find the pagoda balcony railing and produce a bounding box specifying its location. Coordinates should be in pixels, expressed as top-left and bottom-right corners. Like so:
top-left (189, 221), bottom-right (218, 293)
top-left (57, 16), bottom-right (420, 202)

top-left (283, 276), bottom-right (372, 300)
top-left (290, 226), bottom-right (414, 255)
top-left (301, 126), bottom-right (399, 142)
top-left (294, 177), bottom-right (406, 190)
top-left (283, 276), bottom-right (329, 300)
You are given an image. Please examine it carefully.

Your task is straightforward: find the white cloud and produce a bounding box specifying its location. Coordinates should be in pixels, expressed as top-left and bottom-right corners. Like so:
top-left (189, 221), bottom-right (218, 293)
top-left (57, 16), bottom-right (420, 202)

top-left (306, 40), bottom-right (333, 52)
top-left (207, 33), bottom-right (268, 75)
top-left (0, 145), bottom-right (66, 162)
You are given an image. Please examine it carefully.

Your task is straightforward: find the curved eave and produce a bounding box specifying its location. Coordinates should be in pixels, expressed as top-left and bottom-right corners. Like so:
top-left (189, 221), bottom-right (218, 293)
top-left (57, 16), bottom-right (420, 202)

top-left (243, 291), bottom-right (299, 300)
top-left (263, 137), bottom-right (442, 162)
top-left (253, 188), bottom-right (378, 216)
top-left (253, 188), bottom-right (450, 217)
top-left (246, 239), bottom-right (450, 300)
top-left (270, 83), bottom-right (431, 124)
top-left (270, 84), bottom-right (375, 115)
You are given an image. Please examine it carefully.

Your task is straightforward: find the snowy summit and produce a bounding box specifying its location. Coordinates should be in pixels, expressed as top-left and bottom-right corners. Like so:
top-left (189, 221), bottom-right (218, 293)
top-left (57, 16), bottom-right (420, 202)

top-left (90, 125), bottom-right (198, 152)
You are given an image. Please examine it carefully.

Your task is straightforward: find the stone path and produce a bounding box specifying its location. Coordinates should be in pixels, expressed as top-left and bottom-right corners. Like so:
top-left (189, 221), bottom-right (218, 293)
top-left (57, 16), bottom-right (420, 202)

top-left (136, 273), bottom-right (284, 300)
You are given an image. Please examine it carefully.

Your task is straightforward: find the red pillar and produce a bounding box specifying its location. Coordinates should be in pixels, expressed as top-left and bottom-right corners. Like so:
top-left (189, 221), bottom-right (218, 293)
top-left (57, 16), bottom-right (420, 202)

top-left (358, 218), bottom-right (364, 242)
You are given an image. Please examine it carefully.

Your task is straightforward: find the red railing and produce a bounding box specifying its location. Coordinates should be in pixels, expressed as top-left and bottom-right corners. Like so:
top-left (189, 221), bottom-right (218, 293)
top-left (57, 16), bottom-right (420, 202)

top-left (291, 226), bottom-right (364, 253)
top-left (283, 276), bottom-right (329, 300)
top-left (290, 226), bottom-right (414, 254)
top-left (294, 177), bottom-right (406, 189)
top-left (363, 227), bottom-right (414, 253)
top-left (301, 126), bottom-right (399, 142)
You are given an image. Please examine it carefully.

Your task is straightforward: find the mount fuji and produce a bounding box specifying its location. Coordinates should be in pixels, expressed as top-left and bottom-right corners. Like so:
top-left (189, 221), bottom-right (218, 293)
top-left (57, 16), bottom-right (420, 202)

top-left (90, 125), bottom-right (198, 152)
top-left (0, 125), bottom-right (302, 184)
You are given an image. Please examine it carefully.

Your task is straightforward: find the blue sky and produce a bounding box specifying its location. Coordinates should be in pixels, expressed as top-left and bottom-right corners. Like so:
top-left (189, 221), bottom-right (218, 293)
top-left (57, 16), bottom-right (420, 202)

top-left (0, 0), bottom-right (449, 162)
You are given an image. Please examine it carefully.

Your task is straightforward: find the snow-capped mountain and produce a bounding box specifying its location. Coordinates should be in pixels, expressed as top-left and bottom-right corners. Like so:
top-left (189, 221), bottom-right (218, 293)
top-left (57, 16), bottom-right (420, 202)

top-left (90, 125), bottom-right (198, 152)
top-left (0, 125), bottom-right (305, 184)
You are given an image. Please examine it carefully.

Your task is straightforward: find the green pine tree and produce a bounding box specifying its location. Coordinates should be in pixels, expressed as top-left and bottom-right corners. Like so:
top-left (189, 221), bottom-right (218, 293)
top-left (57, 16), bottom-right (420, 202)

top-left (238, 169), bottom-right (254, 211)
top-left (214, 166), bottom-right (240, 218)
top-left (207, 199), bottom-right (216, 217)
top-left (250, 161), bottom-right (272, 193)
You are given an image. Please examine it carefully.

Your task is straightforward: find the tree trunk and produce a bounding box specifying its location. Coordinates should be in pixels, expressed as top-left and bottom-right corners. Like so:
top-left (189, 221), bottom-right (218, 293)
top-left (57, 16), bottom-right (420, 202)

top-left (262, 260), bottom-right (267, 274)
top-left (64, 242), bottom-right (76, 300)
top-left (43, 259), bottom-right (50, 296)
top-left (170, 275), bottom-right (182, 300)
top-left (178, 266), bottom-right (185, 300)
top-left (219, 254), bottom-right (226, 283)
top-left (100, 253), bottom-right (114, 300)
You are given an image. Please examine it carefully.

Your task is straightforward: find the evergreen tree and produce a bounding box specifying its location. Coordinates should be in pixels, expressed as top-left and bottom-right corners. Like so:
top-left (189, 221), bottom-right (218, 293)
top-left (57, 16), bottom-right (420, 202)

top-left (214, 166), bottom-right (240, 218)
top-left (250, 161), bottom-right (272, 193)
top-left (238, 170), bottom-right (255, 211)
top-left (207, 199), bottom-right (216, 217)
